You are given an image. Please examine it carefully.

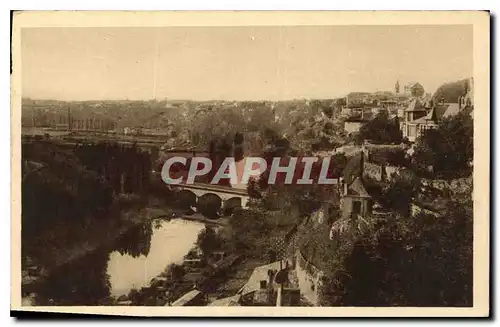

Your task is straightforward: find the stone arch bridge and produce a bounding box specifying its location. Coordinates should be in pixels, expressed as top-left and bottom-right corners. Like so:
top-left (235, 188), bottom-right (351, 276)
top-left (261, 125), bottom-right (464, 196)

top-left (170, 182), bottom-right (250, 212)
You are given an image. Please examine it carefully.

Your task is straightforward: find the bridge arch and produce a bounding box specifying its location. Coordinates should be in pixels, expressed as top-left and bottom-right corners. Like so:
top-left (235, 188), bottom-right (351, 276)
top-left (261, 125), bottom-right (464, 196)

top-left (196, 193), bottom-right (223, 219)
top-left (223, 197), bottom-right (243, 216)
top-left (176, 189), bottom-right (197, 210)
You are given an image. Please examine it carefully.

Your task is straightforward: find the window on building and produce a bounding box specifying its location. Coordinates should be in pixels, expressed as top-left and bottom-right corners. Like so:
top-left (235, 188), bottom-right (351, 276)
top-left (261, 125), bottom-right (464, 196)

top-left (408, 126), bottom-right (416, 138)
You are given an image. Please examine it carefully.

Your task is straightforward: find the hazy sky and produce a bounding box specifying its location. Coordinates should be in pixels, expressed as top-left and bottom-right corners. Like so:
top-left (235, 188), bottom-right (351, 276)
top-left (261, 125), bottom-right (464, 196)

top-left (21, 25), bottom-right (472, 101)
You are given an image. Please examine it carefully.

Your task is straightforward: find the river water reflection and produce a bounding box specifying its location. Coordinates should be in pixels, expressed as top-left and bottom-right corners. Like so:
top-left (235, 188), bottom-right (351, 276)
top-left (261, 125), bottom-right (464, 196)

top-left (35, 218), bottom-right (205, 305)
top-left (107, 219), bottom-right (205, 297)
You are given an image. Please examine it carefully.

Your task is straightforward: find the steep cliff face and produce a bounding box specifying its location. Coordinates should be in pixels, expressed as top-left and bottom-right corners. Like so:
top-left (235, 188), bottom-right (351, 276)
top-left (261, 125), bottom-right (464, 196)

top-left (295, 251), bottom-right (323, 306)
top-left (289, 207), bottom-right (343, 306)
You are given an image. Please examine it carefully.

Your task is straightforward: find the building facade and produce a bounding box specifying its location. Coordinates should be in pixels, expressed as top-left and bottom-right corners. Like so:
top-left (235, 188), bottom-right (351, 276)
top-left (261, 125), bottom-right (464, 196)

top-left (400, 79), bottom-right (473, 142)
top-left (403, 82), bottom-right (425, 97)
top-left (339, 152), bottom-right (373, 220)
top-left (340, 177), bottom-right (373, 219)
top-left (343, 120), bottom-right (364, 134)
top-left (458, 77), bottom-right (474, 111)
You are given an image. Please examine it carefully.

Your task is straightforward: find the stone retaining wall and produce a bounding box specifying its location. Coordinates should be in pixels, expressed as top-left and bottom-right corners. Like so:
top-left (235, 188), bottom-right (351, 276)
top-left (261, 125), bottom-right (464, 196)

top-left (295, 250), bottom-right (323, 306)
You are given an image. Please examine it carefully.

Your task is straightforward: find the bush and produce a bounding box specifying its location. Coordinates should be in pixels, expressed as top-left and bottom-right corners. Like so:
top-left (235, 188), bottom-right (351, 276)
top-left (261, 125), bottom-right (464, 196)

top-left (22, 141), bottom-right (116, 241)
top-left (165, 263), bottom-right (186, 282)
top-left (413, 111), bottom-right (473, 179)
top-left (196, 226), bottom-right (222, 258)
top-left (359, 111), bottom-right (402, 144)
top-left (317, 199), bottom-right (472, 306)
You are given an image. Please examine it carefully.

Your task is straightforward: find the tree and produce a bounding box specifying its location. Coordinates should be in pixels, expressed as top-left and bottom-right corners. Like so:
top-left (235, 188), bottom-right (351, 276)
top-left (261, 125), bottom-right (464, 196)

top-left (319, 200), bottom-right (473, 306)
top-left (166, 263), bottom-right (186, 282)
top-left (226, 201), bottom-right (302, 260)
top-left (381, 172), bottom-right (421, 216)
top-left (412, 111), bottom-right (473, 179)
top-left (432, 79), bottom-right (470, 104)
top-left (196, 226), bottom-right (222, 258)
top-left (359, 111), bottom-right (402, 144)
top-left (190, 107), bottom-right (246, 148)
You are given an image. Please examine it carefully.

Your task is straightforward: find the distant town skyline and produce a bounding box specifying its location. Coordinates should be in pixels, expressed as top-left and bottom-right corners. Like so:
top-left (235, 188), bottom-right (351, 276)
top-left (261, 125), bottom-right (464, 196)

top-left (22, 25), bottom-right (472, 101)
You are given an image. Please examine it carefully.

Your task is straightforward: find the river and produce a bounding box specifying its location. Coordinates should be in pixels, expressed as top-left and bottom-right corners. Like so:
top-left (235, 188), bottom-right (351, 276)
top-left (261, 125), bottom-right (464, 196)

top-left (32, 218), bottom-right (205, 305)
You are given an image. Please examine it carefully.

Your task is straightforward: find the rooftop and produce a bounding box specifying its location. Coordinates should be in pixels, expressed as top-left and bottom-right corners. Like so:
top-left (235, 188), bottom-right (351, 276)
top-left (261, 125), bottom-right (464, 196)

top-left (410, 109), bottom-right (436, 124)
top-left (170, 289), bottom-right (202, 306)
top-left (405, 98), bottom-right (426, 112)
top-left (238, 261), bottom-right (282, 296)
top-left (342, 153), bottom-right (363, 184)
top-left (347, 177), bottom-right (371, 198)
top-left (409, 102), bottom-right (461, 124)
top-left (208, 295), bottom-right (241, 306)
top-left (442, 103), bottom-right (460, 118)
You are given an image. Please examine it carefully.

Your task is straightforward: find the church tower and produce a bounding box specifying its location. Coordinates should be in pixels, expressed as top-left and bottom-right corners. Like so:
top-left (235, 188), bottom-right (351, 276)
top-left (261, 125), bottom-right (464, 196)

top-left (395, 80), bottom-right (400, 94)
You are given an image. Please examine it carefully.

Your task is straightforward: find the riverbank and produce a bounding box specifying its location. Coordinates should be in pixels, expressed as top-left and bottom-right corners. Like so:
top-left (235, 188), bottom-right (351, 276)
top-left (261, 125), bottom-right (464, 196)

top-left (96, 213), bottom-right (260, 306)
top-left (111, 248), bottom-right (261, 306)
top-left (21, 197), bottom-right (179, 296)
top-left (176, 213), bottom-right (228, 226)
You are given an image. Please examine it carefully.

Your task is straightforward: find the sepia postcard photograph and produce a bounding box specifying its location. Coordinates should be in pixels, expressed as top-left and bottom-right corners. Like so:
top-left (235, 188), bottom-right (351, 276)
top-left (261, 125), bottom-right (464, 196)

top-left (10, 11), bottom-right (490, 317)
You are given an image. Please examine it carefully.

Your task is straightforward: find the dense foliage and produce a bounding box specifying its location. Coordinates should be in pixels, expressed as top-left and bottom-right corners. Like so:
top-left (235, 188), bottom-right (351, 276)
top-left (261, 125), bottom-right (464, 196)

top-left (412, 110), bottom-right (473, 179)
top-left (196, 226), bottom-right (223, 258)
top-left (23, 98), bottom-right (346, 154)
top-left (358, 111), bottom-right (402, 144)
top-left (165, 263), bottom-right (186, 282)
top-left (432, 79), bottom-right (470, 104)
top-left (301, 171), bottom-right (473, 307)
top-left (339, 201), bottom-right (472, 307)
top-left (22, 139), bottom-right (153, 252)
top-left (22, 141), bottom-right (110, 239)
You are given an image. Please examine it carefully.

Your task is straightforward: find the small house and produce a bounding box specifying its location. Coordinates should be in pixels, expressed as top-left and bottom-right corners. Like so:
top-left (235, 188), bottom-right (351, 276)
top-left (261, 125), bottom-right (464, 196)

top-left (340, 153), bottom-right (374, 219)
top-left (340, 177), bottom-right (372, 219)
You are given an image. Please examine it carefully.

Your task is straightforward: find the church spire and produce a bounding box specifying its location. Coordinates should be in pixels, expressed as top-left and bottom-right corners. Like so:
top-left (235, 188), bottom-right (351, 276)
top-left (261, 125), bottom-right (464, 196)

top-left (395, 80), bottom-right (400, 94)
